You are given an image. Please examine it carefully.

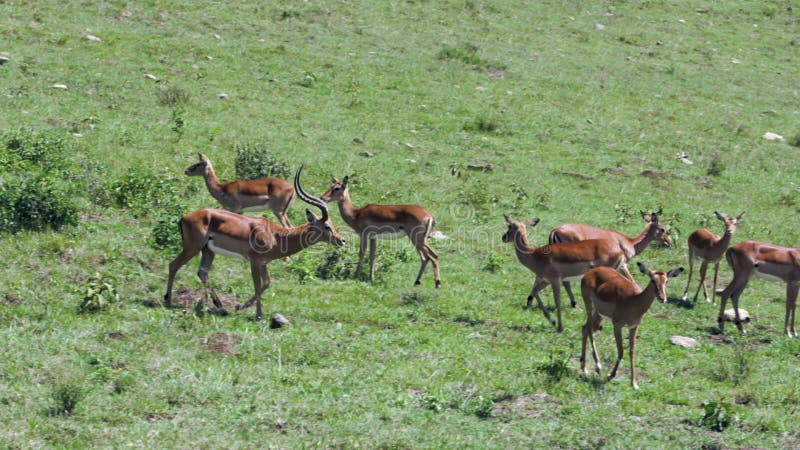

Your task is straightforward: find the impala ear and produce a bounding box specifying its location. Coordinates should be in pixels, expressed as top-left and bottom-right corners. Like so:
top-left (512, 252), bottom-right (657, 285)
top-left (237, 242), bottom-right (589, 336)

top-left (503, 214), bottom-right (512, 223)
top-left (305, 208), bottom-right (317, 223)
top-left (198, 153), bottom-right (208, 162)
top-left (342, 176), bottom-right (349, 188)
top-left (668, 267), bottom-right (685, 278)
top-left (637, 261), bottom-right (650, 275)
top-left (331, 176), bottom-right (339, 183)
top-left (737, 211), bottom-right (745, 221)
top-left (650, 212), bottom-right (659, 223)
top-left (640, 210), bottom-right (649, 221)
top-left (526, 218), bottom-right (540, 227)
top-left (714, 211), bottom-right (726, 221)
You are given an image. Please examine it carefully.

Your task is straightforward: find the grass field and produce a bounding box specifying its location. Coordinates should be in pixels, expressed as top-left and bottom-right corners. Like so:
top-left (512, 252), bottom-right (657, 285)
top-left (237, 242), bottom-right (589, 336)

top-left (1, 1), bottom-right (799, 448)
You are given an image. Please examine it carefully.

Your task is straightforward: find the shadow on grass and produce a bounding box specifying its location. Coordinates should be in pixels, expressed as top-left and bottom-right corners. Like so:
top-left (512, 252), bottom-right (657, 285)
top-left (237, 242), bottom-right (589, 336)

top-left (667, 296), bottom-right (695, 309)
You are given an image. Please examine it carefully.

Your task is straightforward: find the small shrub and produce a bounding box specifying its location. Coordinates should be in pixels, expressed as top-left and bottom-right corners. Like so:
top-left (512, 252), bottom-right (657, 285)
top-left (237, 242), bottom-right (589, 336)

top-left (171, 105), bottom-right (186, 140)
top-left (107, 169), bottom-right (185, 216)
top-left (1, 128), bottom-right (72, 173)
top-left (537, 349), bottom-right (571, 384)
top-left (288, 254), bottom-right (317, 284)
top-left (481, 252), bottom-right (503, 273)
top-left (46, 382), bottom-right (83, 416)
top-left (471, 395), bottom-right (495, 419)
top-left (315, 247), bottom-right (351, 280)
top-left (156, 84), bottom-right (189, 106)
top-left (0, 176), bottom-right (79, 232)
top-left (234, 143), bottom-right (291, 180)
top-left (151, 213), bottom-right (183, 251)
top-left (699, 401), bottom-right (735, 432)
top-left (707, 152), bottom-right (726, 177)
top-left (789, 134), bottom-right (800, 148)
top-left (78, 272), bottom-right (119, 313)
top-left (463, 116), bottom-right (500, 134)
top-left (420, 393), bottom-right (444, 412)
top-left (437, 43), bottom-right (484, 66)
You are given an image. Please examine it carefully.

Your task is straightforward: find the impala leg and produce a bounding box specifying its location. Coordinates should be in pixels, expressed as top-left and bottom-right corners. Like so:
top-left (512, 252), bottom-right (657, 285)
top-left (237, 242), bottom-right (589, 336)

top-left (619, 262), bottom-right (635, 282)
top-left (235, 262), bottom-right (269, 320)
top-left (549, 280), bottom-right (565, 333)
top-left (368, 237), bottom-right (377, 282)
top-left (786, 283), bottom-right (798, 338)
top-left (427, 244), bottom-right (441, 288)
top-left (164, 245), bottom-right (201, 307)
top-left (589, 314), bottom-right (603, 374)
top-left (682, 254), bottom-right (694, 301)
top-left (197, 248), bottom-right (222, 309)
top-left (693, 261), bottom-right (709, 304)
top-left (731, 289), bottom-right (747, 335)
top-left (711, 262), bottom-right (720, 305)
top-left (562, 281), bottom-right (577, 308)
top-left (608, 323), bottom-right (624, 381)
top-left (354, 237), bottom-right (367, 280)
top-left (629, 326), bottom-right (640, 390)
top-left (527, 279), bottom-right (553, 326)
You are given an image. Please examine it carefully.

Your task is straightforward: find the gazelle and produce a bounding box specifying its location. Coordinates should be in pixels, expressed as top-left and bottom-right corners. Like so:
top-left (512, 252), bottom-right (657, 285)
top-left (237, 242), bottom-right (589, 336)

top-left (717, 241), bottom-right (800, 337)
top-left (580, 262), bottom-right (684, 389)
top-left (682, 211), bottom-right (745, 305)
top-left (319, 176), bottom-right (440, 288)
top-left (185, 153), bottom-right (296, 228)
top-left (549, 210), bottom-right (671, 307)
top-left (502, 215), bottom-right (626, 333)
top-left (164, 166), bottom-right (345, 320)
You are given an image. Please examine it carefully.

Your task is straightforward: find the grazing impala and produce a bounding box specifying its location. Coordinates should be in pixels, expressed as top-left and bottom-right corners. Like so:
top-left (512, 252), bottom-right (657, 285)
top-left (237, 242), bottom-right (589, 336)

top-left (549, 210), bottom-right (671, 306)
top-left (164, 166), bottom-right (345, 320)
top-left (682, 211), bottom-right (745, 305)
top-left (185, 153), bottom-right (296, 228)
top-left (717, 241), bottom-right (800, 337)
top-left (320, 176), bottom-right (440, 288)
top-left (502, 215), bottom-right (626, 333)
top-left (580, 262), bottom-right (684, 389)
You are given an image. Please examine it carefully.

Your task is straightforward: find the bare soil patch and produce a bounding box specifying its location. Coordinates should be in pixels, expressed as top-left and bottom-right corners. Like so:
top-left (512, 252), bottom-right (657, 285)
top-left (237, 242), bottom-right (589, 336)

top-left (493, 393), bottom-right (560, 418)
top-left (199, 332), bottom-right (242, 356)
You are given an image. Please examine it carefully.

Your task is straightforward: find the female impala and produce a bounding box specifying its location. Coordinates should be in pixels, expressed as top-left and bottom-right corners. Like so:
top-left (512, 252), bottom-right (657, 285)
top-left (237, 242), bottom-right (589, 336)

top-left (164, 166), bottom-right (345, 320)
top-left (682, 211), bottom-right (744, 305)
top-left (581, 262), bottom-right (684, 389)
top-left (320, 176), bottom-right (440, 288)
top-left (549, 210), bottom-right (671, 306)
top-left (717, 241), bottom-right (800, 337)
top-left (502, 215), bottom-right (626, 333)
top-left (185, 153), bottom-right (296, 228)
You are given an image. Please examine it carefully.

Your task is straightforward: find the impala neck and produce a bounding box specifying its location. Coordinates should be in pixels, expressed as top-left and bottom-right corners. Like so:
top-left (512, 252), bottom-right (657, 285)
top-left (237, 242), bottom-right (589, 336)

top-left (716, 228), bottom-right (735, 249)
top-left (276, 223), bottom-right (321, 256)
top-left (629, 280), bottom-right (661, 315)
top-left (203, 164), bottom-right (226, 201)
top-left (631, 223), bottom-right (658, 256)
top-left (512, 230), bottom-right (537, 263)
top-left (335, 190), bottom-right (359, 229)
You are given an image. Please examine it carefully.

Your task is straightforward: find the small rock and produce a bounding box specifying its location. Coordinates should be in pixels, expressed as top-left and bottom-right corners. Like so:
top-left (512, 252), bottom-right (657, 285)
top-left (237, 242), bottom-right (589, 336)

top-left (595, 23), bottom-right (606, 30)
top-left (467, 163), bottom-right (494, 172)
top-left (675, 151), bottom-right (693, 165)
top-left (429, 230), bottom-right (448, 241)
top-left (52, 84), bottom-right (68, 90)
top-left (0, 56), bottom-right (9, 65)
top-left (404, 142), bottom-right (414, 149)
top-left (144, 73), bottom-right (158, 80)
top-left (213, 33), bottom-right (222, 40)
top-left (86, 34), bottom-right (103, 42)
top-left (205, 55), bottom-right (213, 61)
top-left (352, 137), bottom-right (364, 145)
top-left (760, 109), bottom-right (777, 116)
top-left (358, 151), bottom-right (374, 157)
top-left (670, 336), bottom-right (699, 348)
top-left (762, 132), bottom-right (784, 142)
top-left (723, 309), bottom-right (750, 323)
top-left (270, 313), bottom-right (290, 329)
top-left (218, 93), bottom-right (229, 100)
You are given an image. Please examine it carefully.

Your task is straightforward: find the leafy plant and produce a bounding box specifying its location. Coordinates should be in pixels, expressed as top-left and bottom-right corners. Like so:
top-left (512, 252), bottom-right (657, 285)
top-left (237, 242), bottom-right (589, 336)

top-left (537, 349), bottom-right (572, 384)
top-left (234, 142), bottom-right (291, 180)
top-left (151, 213), bottom-right (183, 251)
top-left (78, 272), bottom-right (119, 313)
top-left (315, 247), bottom-right (351, 280)
top-left (107, 169), bottom-right (185, 216)
top-left (481, 252), bottom-right (503, 273)
top-left (699, 401), bottom-right (735, 432)
top-left (171, 105), bottom-right (186, 140)
top-left (156, 84), bottom-right (189, 106)
top-left (45, 382), bottom-right (84, 416)
top-left (0, 176), bottom-right (79, 232)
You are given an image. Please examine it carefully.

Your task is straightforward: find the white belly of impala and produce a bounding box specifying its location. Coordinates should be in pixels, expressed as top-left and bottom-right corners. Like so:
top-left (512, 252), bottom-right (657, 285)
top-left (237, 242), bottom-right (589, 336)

top-left (563, 274), bottom-right (585, 283)
top-left (240, 205), bottom-right (267, 212)
top-left (371, 231), bottom-right (406, 240)
top-left (208, 239), bottom-right (246, 260)
top-left (754, 269), bottom-right (783, 282)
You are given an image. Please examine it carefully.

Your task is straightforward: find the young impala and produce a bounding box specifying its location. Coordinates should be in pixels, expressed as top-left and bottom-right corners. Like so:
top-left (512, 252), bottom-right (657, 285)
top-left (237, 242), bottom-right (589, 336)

top-left (581, 262), bottom-right (684, 389)
top-left (185, 153), bottom-right (296, 228)
top-left (164, 166), bottom-right (345, 320)
top-left (717, 241), bottom-right (800, 337)
top-left (682, 211), bottom-right (744, 305)
top-left (502, 215), bottom-right (626, 333)
top-left (549, 210), bottom-right (671, 307)
top-left (320, 175), bottom-right (440, 288)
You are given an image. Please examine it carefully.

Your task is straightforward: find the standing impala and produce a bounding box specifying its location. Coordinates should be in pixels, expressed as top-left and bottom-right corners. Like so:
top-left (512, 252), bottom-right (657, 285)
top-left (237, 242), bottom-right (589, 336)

top-left (717, 241), bottom-right (800, 337)
top-left (580, 262), bottom-right (684, 389)
top-left (185, 153), bottom-right (296, 228)
top-left (549, 210), bottom-right (671, 307)
top-left (502, 215), bottom-right (626, 333)
top-left (682, 211), bottom-right (744, 305)
top-left (320, 176), bottom-right (440, 288)
top-left (164, 166), bottom-right (345, 320)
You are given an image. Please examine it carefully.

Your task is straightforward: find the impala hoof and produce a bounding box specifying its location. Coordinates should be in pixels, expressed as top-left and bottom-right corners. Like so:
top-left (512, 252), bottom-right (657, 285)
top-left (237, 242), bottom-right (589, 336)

top-left (435, 280), bottom-right (441, 289)
top-left (235, 303), bottom-right (245, 311)
top-left (414, 280), bottom-right (421, 286)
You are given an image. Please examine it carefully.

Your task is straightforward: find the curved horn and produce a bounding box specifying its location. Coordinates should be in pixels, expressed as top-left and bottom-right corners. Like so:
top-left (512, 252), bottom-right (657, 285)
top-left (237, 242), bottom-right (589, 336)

top-left (294, 165), bottom-right (329, 222)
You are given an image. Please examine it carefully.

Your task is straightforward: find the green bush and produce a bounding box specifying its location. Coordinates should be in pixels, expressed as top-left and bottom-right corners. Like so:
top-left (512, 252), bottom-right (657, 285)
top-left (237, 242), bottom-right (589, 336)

top-left (234, 143), bottom-right (291, 180)
top-left (1, 128), bottom-right (73, 173)
top-left (78, 272), bottom-right (119, 313)
top-left (45, 382), bottom-right (84, 416)
top-left (151, 213), bottom-right (183, 251)
top-left (0, 176), bottom-right (79, 232)
top-left (107, 169), bottom-right (185, 216)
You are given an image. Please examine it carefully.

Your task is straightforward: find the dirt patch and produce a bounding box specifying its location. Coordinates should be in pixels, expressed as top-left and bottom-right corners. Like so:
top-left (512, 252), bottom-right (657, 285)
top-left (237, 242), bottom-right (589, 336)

top-left (640, 170), bottom-right (668, 179)
top-left (199, 332), bottom-right (242, 356)
top-left (145, 412), bottom-right (175, 422)
top-left (560, 171), bottom-right (594, 180)
top-left (602, 167), bottom-right (630, 176)
top-left (487, 66), bottom-right (506, 79)
top-left (493, 393), bottom-right (560, 418)
top-left (2, 294), bottom-right (24, 305)
top-left (173, 287), bottom-right (238, 309)
top-left (106, 332), bottom-right (125, 339)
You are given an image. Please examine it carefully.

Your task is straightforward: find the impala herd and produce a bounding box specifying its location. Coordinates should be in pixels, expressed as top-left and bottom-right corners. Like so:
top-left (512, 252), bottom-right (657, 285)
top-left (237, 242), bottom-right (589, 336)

top-left (166, 154), bottom-right (800, 388)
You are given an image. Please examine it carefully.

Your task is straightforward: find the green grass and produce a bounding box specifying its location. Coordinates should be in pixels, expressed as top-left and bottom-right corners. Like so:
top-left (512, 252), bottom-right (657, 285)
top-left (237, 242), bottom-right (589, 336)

top-left (2, 0), bottom-right (800, 447)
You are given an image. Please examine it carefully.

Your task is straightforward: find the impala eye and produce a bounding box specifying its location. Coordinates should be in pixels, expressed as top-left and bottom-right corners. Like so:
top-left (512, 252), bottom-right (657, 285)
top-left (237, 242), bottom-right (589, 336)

top-left (325, 225), bottom-right (332, 231)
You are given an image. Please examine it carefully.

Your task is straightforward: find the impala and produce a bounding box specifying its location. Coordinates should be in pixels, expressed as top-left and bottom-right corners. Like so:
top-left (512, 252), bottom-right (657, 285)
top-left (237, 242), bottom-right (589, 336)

top-left (682, 211), bottom-right (744, 305)
top-left (185, 153), bottom-right (296, 228)
top-left (580, 262), bottom-right (684, 389)
top-left (717, 241), bottom-right (800, 337)
top-left (502, 215), bottom-right (626, 333)
top-left (164, 166), bottom-right (345, 320)
top-left (549, 210), bottom-right (671, 306)
top-left (319, 175), bottom-right (440, 288)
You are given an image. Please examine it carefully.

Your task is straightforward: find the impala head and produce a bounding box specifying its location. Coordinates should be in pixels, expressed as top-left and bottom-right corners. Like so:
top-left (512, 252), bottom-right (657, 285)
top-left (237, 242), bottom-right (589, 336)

top-left (502, 214), bottom-right (540, 243)
top-left (637, 262), bottom-right (684, 302)
top-left (319, 176), bottom-right (349, 203)
top-left (185, 153), bottom-right (211, 176)
top-left (295, 166), bottom-right (345, 246)
top-left (641, 210), bottom-right (672, 247)
top-left (715, 211), bottom-right (745, 235)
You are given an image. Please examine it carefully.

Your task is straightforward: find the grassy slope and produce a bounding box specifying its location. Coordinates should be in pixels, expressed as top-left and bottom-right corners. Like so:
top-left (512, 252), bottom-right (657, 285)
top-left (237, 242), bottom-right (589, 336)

top-left (1, 0), bottom-right (799, 448)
